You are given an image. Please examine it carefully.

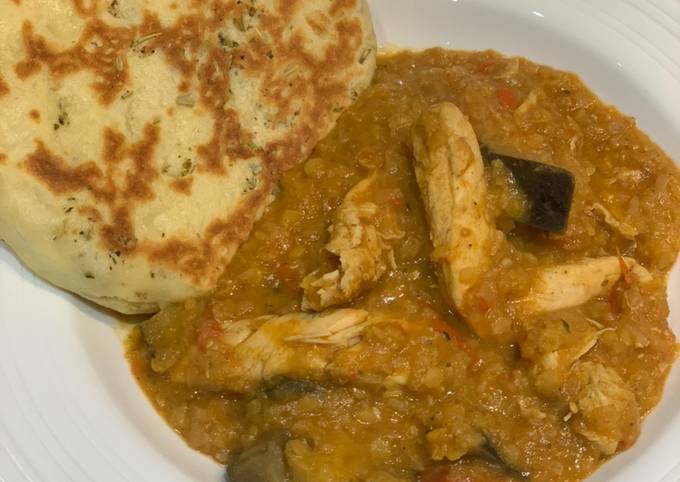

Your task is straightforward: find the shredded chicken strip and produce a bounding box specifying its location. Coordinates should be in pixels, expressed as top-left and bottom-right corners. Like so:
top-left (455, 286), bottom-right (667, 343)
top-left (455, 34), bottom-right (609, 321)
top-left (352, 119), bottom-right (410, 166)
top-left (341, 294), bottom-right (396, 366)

top-left (301, 175), bottom-right (404, 311)
top-left (521, 315), bottom-right (616, 397)
top-left (523, 256), bottom-right (652, 314)
top-left (165, 309), bottom-right (369, 392)
top-left (411, 102), bottom-right (500, 310)
top-left (159, 309), bottom-right (468, 394)
top-left (565, 361), bottom-right (640, 455)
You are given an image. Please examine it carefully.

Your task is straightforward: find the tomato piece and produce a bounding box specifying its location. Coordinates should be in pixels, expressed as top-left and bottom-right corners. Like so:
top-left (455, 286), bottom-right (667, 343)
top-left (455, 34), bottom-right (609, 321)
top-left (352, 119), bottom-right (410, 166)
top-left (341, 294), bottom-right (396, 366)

top-left (496, 88), bottom-right (518, 109)
top-left (615, 248), bottom-right (633, 286)
top-left (195, 319), bottom-right (223, 352)
top-left (129, 355), bottom-right (146, 380)
top-left (421, 466), bottom-right (451, 482)
top-left (275, 262), bottom-right (304, 293)
top-left (477, 296), bottom-right (491, 312)
top-left (475, 60), bottom-right (495, 74)
top-left (430, 315), bottom-right (478, 362)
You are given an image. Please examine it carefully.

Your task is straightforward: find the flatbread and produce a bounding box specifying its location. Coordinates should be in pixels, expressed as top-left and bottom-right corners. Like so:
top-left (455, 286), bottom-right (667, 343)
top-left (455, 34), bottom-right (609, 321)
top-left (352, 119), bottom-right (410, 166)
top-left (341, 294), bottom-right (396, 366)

top-left (0, 0), bottom-right (376, 313)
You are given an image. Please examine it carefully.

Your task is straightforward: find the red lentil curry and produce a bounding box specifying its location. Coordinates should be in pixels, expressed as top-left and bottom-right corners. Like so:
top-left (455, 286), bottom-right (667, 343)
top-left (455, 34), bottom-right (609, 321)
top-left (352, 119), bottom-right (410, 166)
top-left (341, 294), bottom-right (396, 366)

top-left (126, 49), bottom-right (680, 482)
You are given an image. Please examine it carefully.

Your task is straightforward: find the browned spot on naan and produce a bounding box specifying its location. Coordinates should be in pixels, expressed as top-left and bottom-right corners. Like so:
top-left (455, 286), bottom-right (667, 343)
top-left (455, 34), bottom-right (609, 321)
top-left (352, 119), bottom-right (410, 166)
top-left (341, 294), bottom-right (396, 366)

top-left (15, 20), bottom-right (136, 105)
top-left (148, 169), bottom-right (273, 278)
top-left (77, 205), bottom-right (103, 222)
top-left (103, 128), bottom-right (126, 164)
top-left (169, 178), bottom-right (193, 194)
top-left (24, 123), bottom-right (160, 255)
top-left (330, 0), bottom-right (358, 16)
top-left (71, 0), bottom-right (98, 17)
top-left (0, 74), bottom-right (9, 97)
top-left (24, 141), bottom-right (110, 197)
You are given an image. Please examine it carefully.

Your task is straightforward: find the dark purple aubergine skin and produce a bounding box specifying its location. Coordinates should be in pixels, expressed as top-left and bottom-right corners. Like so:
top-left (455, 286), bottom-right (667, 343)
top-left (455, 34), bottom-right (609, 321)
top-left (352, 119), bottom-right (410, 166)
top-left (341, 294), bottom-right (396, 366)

top-left (481, 148), bottom-right (575, 233)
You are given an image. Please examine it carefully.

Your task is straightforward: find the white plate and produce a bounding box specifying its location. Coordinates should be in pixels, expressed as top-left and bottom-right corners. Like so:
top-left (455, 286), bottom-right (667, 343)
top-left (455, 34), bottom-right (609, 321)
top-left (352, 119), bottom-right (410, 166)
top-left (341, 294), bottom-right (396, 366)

top-left (1, 0), bottom-right (679, 481)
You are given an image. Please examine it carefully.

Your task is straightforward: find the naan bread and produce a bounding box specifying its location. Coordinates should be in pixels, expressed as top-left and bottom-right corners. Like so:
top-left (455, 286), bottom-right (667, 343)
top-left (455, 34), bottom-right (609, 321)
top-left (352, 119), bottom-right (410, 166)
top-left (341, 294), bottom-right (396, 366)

top-left (0, 0), bottom-right (376, 313)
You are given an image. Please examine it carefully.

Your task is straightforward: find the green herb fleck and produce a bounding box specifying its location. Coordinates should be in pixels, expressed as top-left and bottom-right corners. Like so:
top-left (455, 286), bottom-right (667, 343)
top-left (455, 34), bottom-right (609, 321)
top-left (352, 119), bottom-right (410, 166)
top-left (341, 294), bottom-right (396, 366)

top-left (131, 32), bottom-right (163, 52)
top-left (358, 48), bottom-right (373, 64)
top-left (234, 16), bottom-right (245, 32)
top-left (176, 93), bottom-right (196, 107)
top-left (180, 159), bottom-right (195, 177)
top-left (107, 0), bottom-right (121, 18)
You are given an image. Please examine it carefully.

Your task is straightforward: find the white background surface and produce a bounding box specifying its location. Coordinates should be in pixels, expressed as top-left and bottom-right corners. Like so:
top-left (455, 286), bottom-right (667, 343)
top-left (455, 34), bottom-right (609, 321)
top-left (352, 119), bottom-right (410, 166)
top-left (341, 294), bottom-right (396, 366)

top-left (1, 0), bottom-right (679, 480)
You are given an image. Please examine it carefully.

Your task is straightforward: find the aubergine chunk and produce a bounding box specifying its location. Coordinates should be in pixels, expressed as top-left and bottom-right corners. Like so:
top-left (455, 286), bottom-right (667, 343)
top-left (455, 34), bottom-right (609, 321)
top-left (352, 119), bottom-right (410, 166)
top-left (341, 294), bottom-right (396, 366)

top-left (481, 148), bottom-right (575, 233)
top-left (227, 430), bottom-right (291, 482)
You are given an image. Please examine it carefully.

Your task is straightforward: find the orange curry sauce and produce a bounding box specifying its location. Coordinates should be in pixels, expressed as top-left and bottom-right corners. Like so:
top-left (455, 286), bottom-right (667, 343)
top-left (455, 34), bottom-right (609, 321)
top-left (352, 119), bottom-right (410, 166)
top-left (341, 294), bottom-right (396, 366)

top-left (127, 50), bottom-right (680, 482)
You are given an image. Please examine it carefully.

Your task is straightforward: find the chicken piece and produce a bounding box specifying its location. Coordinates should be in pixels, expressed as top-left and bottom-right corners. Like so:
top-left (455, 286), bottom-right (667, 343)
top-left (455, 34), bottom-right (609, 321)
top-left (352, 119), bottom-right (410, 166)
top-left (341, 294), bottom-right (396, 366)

top-left (564, 361), bottom-right (640, 455)
top-left (533, 328), bottom-right (613, 397)
top-left (586, 203), bottom-right (638, 239)
top-left (301, 175), bottom-right (404, 311)
top-left (411, 102), bottom-right (501, 311)
top-left (150, 309), bottom-right (470, 394)
top-left (163, 309), bottom-right (370, 393)
top-left (520, 315), bottom-right (614, 397)
top-left (522, 256), bottom-right (652, 315)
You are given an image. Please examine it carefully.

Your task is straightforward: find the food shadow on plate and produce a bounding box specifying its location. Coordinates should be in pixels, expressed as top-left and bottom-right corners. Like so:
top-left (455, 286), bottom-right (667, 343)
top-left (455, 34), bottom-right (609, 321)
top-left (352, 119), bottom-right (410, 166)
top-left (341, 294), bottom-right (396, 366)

top-left (0, 240), bottom-right (146, 328)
